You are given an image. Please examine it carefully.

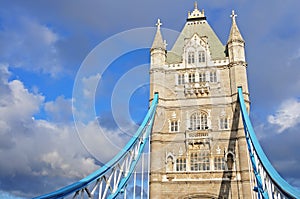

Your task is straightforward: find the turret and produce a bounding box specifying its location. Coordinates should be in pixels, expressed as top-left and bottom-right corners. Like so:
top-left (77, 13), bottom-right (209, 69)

top-left (150, 19), bottom-right (166, 100)
top-left (227, 10), bottom-right (245, 63)
top-left (227, 10), bottom-right (249, 95)
top-left (150, 19), bottom-right (166, 69)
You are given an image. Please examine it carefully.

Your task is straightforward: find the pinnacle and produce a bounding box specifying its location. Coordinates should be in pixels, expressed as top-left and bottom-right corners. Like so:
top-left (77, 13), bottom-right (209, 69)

top-left (227, 10), bottom-right (244, 44)
top-left (151, 18), bottom-right (166, 50)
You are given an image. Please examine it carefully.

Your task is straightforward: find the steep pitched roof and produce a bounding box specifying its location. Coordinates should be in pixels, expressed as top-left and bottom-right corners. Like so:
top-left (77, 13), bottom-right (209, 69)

top-left (166, 9), bottom-right (226, 64)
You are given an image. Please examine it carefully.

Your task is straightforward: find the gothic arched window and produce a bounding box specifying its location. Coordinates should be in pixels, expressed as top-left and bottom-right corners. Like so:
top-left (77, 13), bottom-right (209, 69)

top-left (226, 153), bottom-right (234, 170)
top-left (166, 155), bottom-right (174, 171)
top-left (190, 112), bottom-right (208, 130)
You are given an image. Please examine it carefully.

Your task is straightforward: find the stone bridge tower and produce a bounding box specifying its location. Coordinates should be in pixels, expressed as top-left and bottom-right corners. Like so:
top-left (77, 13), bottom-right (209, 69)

top-left (149, 3), bottom-right (254, 199)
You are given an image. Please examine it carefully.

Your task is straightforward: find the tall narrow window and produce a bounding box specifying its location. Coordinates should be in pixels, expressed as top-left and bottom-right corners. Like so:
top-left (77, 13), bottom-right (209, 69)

top-left (170, 120), bottom-right (179, 132)
top-left (190, 151), bottom-right (210, 171)
top-left (201, 114), bottom-right (208, 129)
top-left (199, 73), bottom-right (205, 82)
top-left (214, 156), bottom-right (225, 170)
top-left (210, 71), bottom-right (217, 82)
top-left (190, 112), bottom-right (208, 130)
top-left (178, 74), bottom-right (185, 85)
top-left (188, 52), bottom-right (195, 64)
top-left (189, 73), bottom-right (195, 83)
top-left (219, 118), bottom-right (229, 130)
top-left (199, 51), bottom-right (206, 63)
top-left (176, 157), bottom-right (186, 171)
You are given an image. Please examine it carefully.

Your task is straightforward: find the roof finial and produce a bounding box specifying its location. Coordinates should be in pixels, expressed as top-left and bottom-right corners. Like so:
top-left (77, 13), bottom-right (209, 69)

top-left (230, 10), bottom-right (237, 21)
top-left (156, 18), bottom-right (162, 29)
top-left (194, 1), bottom-right (198, 10)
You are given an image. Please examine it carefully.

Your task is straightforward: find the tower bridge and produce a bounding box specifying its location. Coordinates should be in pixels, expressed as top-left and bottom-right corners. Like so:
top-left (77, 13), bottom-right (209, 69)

top-left (34, 4), bottom-right (300, 199)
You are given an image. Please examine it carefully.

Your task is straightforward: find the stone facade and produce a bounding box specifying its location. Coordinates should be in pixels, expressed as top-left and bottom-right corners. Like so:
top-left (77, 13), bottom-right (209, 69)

top-left (149, 4), bottom-right (255, 199)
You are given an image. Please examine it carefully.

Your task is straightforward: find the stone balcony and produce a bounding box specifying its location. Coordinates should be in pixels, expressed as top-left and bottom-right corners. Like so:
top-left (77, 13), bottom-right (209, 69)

top-left (186, 131), bottom-right (209, 139)
top-left (185, 130), bottom-right (211, 145)
top-left (184, 82), bottom-right (210, 96)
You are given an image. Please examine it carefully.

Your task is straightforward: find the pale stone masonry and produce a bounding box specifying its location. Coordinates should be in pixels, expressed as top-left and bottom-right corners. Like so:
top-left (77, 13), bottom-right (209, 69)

top-left (149, 4), bottom-right (254, 199)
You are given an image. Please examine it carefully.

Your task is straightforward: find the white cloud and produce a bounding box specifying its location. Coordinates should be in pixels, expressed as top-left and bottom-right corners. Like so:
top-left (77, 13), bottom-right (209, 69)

top-left (0, 65), bottom-right (44, 124)
top-left (44, 96), bottom-right (73, 122)
top-left (75, 120), bottom-right (129, 163)
top-left (268, 98), bottom-right (300, 133)
top-left (40, 150), bottom-right (98, 178)
top-left (82, 73), bottom-right (101, 99)
top-left (0, 65), bottom-right (129, 197)
top-left (0, 17), bottom-right (61, 76)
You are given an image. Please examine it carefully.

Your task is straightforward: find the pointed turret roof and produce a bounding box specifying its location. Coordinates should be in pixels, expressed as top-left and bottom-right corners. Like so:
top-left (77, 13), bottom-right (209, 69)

top-left (151, 19), bottom-right (166, 50)
top-left (227, 10), bottom-right (244, 44)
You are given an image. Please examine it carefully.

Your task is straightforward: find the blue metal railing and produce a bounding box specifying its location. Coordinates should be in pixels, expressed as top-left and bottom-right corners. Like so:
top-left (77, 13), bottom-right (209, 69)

top-left (34, 93), bottom-right (159, 199)
top-left (238, 87), bottom-right (300, 199)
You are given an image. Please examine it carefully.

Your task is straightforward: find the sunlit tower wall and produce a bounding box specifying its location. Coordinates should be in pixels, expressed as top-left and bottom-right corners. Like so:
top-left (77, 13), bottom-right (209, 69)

top-left (149, 4), bottom-right (254, 199)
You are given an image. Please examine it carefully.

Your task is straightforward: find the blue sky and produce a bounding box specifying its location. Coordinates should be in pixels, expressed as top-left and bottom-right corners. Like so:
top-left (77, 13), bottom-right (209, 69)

top-left (1, 0), bottom-right (300, 198)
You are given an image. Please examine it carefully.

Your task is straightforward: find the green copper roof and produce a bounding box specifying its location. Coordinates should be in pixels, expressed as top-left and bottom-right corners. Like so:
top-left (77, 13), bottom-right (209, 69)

top-left (166, 20), bottom-right (227, 64)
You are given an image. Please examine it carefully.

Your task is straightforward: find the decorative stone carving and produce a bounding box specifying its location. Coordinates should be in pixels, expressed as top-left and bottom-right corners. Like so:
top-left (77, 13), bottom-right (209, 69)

top-left (184, 82), bottom-right (210, 96)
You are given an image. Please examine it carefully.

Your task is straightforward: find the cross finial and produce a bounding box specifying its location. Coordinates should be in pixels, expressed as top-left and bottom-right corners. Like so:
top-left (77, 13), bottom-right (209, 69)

top-left (156, 18), bottom-right (162, 29)
top-left (194, 1), bottom-right (198, 10)
top-left (230, 10), bottom-right (237, 20)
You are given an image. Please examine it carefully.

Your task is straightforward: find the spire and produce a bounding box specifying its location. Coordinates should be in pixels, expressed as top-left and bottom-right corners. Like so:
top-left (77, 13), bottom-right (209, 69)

top-left (151, 19), bottom-right (166, 50)
top-left (227, 10), bottom-right (244, 44)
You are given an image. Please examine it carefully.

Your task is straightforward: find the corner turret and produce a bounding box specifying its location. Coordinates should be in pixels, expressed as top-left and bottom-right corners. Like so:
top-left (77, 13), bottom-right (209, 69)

top-left (150, 19), bottom-right (166, 100)
top-left (227, 10), bottom-right (249, 95)
top-left (227, 10), bottom-right (245, 63)
top-left (150, 19), bottom-right (166, 69)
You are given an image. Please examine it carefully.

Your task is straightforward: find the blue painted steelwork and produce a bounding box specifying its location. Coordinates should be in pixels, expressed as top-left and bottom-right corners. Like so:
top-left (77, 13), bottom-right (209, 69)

top-left (108, 95), bottom-right (157, 199)
top-left (238, 87), bottom-right (300, 199)
top-left (34, 93), bottom-right (159, 199)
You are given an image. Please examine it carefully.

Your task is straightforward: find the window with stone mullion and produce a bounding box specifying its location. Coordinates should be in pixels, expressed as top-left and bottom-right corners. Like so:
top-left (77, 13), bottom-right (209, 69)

top-left (190, 112), bottom-right (208, 130)
top-left (178, 74), bottom-right (185, 85)
top-left (214, 156), bottom-right (225, 170)
top-left (198, 51), bottom-right (205, 63)
top-left (190, 151), bottom-right (210, 171)
top-left (188, 52), bottom-right (195, 64)
top-left (176, 157), bottom-right (186, 171)
top-left (189, 73), bottom-right (195, 83)
top-left (170, 120), bottom-right (178, 132)
top-left (219, 118), bottom-right (229, 130)
top-left (210, 71), bottom-right (217, 82)
top-left (201, 114), bottom-right (208, 129)
top-left (199, 73), bottom-right (205, 82)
